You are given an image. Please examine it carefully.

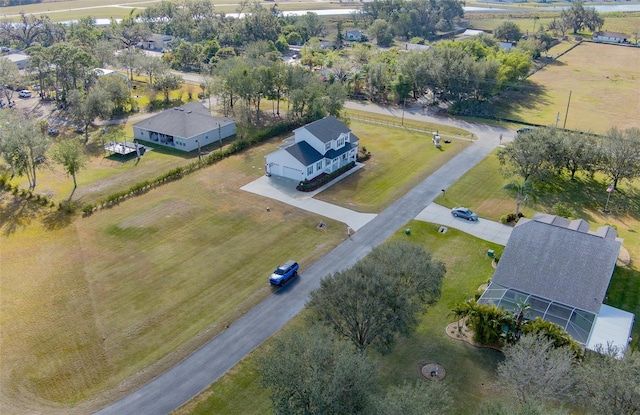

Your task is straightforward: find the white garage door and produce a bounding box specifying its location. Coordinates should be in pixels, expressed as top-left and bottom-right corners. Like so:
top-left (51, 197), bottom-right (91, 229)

top-left (282, 166), bottom-right (303, 180)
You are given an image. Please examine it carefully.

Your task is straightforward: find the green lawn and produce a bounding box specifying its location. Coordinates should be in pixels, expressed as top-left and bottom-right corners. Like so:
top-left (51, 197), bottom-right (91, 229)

top-left (178, 223), bottom-right (506, 415)
top-left (0, 117), bottom-right (472, 412)
top-left (316, 111), bottom-right (473, 212)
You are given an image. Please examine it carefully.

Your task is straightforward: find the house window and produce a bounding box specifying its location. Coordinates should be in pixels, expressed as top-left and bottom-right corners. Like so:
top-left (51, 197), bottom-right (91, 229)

top-left (325, 159), bottom-right (331, 167)
top-left (325, 142), bottom-right (331, 151)
top-left (342, 154), bottom-right (347, 160)
top-left (307, 166), bottom-right (313, 175)
top-left (337, 137), bottom-right (345, 148)
top-left (316, 161), bottom-right (322, 170)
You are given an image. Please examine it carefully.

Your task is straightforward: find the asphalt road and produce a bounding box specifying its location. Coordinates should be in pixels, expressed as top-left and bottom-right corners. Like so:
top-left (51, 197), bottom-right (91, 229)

top-left (95, 108), bottom-right (512, 415)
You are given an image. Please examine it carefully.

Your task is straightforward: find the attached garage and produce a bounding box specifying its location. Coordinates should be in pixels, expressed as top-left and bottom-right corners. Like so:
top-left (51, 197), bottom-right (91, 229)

top-left (282, 166), bottom-right (304, 180)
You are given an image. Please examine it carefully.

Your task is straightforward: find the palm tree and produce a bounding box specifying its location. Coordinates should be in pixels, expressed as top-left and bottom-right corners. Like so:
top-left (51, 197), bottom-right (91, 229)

top-left (503, 179), bottom-right (537, 217)
top-left (450, 300), bottom-right (475, 332)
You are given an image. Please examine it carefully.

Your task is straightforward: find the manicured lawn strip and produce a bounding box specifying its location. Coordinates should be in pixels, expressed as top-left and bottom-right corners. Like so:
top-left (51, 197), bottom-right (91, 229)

top-left (315, 117), bottom-right (473, 212)
top-left (433, 151), bottom-right (640, 349)
top-left (0, 140), bottom-right (345, 407)
top-left (178, 222), bottom-right (506, 415)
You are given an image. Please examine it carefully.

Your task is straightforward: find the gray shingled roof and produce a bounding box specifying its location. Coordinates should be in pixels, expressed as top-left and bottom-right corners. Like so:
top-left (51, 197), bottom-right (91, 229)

top-left (285, 141), bottom-right (323, 166)
top-left (133, 102), bottom-right (234, 139)
top-left (325, 142), bottom-right (355, 159)
top-left (492, 214), bottom-right (621, 313)
top-left (300, 116), bottom-right (351, 144)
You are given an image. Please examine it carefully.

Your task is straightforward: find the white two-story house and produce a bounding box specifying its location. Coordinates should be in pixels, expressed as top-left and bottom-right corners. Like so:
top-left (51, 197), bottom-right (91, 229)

top-left (265, 116), bottom-right (359, 182)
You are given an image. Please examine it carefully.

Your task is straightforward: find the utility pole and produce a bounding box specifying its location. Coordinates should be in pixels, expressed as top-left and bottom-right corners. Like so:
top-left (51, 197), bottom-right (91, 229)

top-left (562, 90), bottom-right (572, 129)
top-left (402, 98), bottom-right (406, 126)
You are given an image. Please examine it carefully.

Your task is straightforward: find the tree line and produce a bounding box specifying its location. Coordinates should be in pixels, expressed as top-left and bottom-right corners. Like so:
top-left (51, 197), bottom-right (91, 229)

top-left (498, 127), bottom-right (640, 216)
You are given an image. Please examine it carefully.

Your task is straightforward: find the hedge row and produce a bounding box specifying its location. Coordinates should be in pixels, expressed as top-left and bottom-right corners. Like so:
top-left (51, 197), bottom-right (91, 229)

top-left (87, 120), bottom-right (306, 215)
top-left (297, 161), bottom-right (356, 192)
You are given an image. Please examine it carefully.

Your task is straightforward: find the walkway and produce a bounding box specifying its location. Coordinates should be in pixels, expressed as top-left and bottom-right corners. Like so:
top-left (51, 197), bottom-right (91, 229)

top-left (96, 108), bottom-right (514, 415)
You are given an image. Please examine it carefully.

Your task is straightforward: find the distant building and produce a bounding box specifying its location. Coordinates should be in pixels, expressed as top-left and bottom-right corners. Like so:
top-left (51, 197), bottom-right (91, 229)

top-left (346, 30), bottom-right (368, 42)
top-left (137, 34), bottom-right (173, 52)
top-left (3, 53), bottom-right (30, 70)
top-left (93, 68), bottom-right (129, 84)
top-left (593, 31), bottom-right (629, 44)
top-left (133, 102), bottom-right (236, 152)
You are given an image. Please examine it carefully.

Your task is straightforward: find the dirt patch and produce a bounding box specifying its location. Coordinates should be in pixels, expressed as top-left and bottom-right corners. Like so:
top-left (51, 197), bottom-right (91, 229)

top-left (118, 200), bottom-right (194, 228)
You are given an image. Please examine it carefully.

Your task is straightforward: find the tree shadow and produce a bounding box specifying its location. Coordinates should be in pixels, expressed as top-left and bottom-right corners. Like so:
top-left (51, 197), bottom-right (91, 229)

top-left (0, 195), bottom-right (40, 235)
top-left (41, 207), bottom-right (74, 231)
top-left (472, 81), bottom-right (550, 121)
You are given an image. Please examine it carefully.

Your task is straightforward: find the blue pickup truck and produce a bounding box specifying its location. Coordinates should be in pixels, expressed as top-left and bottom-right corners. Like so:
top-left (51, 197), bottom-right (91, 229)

top-left (269, 260), bottom-right (299, 286)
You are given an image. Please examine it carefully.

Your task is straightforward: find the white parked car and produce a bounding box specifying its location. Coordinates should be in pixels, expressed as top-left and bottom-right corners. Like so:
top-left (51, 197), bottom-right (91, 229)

top-left (18, 90), bottom-right (32, 98)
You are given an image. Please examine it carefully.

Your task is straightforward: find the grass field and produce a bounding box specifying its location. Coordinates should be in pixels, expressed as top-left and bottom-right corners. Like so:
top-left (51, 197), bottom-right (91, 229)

top-left (0, 117), bottom-right (471, 414)
top-left (176, 151), bottom-right (640, 415)
top-left (484, 42), bottom-right (640, 134)
top-left (177, 223), bottom-right (506, 415)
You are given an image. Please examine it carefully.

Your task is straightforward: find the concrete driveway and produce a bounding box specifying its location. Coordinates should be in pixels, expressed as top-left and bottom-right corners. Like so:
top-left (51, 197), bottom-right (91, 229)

top-left (241, 164), bottom-right (377, 231)
top-left (416, 203), bottom-right (513, 245)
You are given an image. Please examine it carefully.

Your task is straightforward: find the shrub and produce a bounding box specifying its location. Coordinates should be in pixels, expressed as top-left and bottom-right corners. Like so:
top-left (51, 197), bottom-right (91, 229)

top-left (552, 202), bottom-right (576, 219)
top-left (297, 161), bottom-right (356, 192)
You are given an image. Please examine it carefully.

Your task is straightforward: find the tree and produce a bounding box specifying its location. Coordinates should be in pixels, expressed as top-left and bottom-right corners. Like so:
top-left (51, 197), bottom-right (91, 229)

top-left (153, 72), bottom-right (183, 103)
top-left (256, 325), bottom-right (376, 415)
top-left (554, 130), bottom-right (597, 180)
top-left (574, 348), bottom-right (640, 415)
top-left (138, 54), bottom-right (168, 86)
top-left (0, 13), bottom-right (51, 48)
top-left (493, 21), bottom-right (522, 43)
top-left (0, 112), bottom-right (50, 190)
top-left (67, 86), bottom-right (113, 143)
top-left (334, 19), bottom-right (344, 50)
top-left (560, 1), bottom-right (604, 34)
top-left (503, 179), bottom-right (537, 217)
top-left (369, 19), bottom-right (393, 47)
top-left (307, 241), bottom-right (445, 353)
top-left (0, 57), bottom-right (22, 103)
top-left (51, 139), bottom-right (86, 190)
top-left (476, 401), bottom-right (570, 415)
top-left (373, 381), bottom-right (452, 415)
top-left (497, 130), bottom-right (550, 182)
top-left (496, 334), bottom-right (576, 404)
top-left (595, 127), bottom-right (640, 190)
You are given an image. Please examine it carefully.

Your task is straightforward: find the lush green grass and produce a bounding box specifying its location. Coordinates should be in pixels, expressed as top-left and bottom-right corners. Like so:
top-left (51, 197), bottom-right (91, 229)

top-left (434, 150), bottom-right (640, 350)
top-left (316, 114), bottom-right (473, 212)
top-left (178, 222), bottom-right (506, 415)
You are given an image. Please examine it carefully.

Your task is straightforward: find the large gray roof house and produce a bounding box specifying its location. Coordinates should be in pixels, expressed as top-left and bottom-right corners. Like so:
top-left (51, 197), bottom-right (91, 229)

top-left (133, 102), bottom-right (235, 152)
top-left (479, 213), bottom-right (634, 356)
